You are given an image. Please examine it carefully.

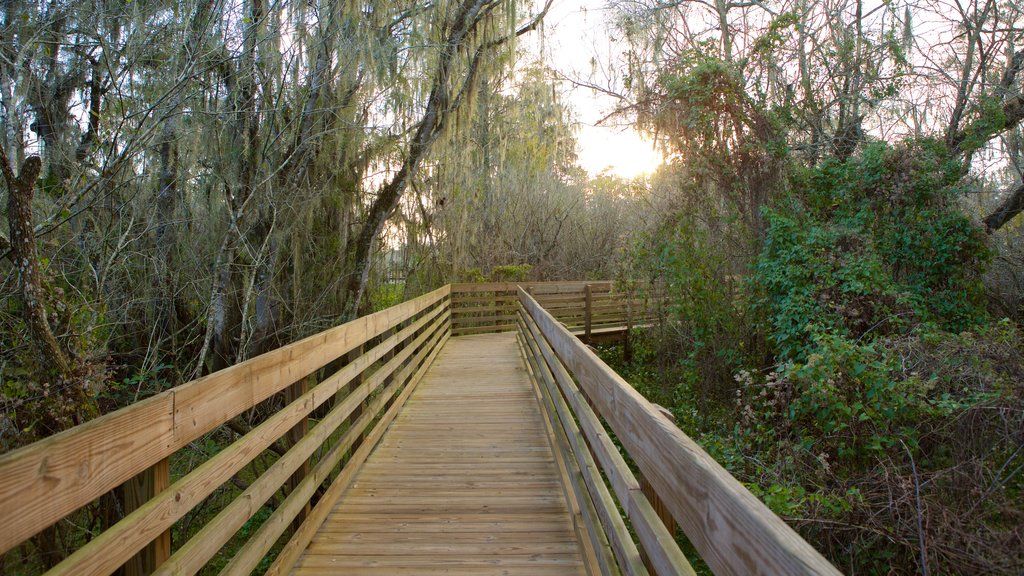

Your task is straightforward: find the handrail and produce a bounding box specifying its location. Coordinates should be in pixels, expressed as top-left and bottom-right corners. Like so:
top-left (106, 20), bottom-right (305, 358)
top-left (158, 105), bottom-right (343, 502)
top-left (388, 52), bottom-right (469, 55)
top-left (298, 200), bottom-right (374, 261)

top-left (0, 285), bottom-right (451, 575)
top-left (516, 287), bottom-right (842, 575)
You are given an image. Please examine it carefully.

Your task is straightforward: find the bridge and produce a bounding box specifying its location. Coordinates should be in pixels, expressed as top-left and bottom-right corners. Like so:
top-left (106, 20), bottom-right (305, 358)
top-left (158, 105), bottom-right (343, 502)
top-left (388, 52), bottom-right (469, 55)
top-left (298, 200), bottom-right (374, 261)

top-left (0, 282), bottom-right (841, 575)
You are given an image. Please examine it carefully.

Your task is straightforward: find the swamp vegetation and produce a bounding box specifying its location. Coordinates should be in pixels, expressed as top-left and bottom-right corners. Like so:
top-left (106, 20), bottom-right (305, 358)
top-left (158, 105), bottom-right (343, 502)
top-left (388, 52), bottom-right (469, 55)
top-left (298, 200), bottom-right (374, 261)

top-left (1, 0), bottom-right (1023, 573)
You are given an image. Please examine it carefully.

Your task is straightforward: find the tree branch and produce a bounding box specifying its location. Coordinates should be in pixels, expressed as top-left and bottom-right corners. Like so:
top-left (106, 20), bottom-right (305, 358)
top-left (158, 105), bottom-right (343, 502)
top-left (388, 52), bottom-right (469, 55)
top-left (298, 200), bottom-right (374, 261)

top-left (984, 181), bottom-right (1024, 233)
top-left (950, 51), bottom-right (1024, 154)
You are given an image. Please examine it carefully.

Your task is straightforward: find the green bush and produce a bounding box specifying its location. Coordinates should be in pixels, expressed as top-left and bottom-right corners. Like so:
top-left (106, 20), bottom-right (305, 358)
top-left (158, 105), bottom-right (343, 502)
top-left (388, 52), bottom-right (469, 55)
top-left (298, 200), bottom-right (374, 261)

top-left (754, 141), bottom-right (990, 361)
top-left (629, 214), bottom-right (758, 403)
top-left (489, 264), bottom-right (531, 282)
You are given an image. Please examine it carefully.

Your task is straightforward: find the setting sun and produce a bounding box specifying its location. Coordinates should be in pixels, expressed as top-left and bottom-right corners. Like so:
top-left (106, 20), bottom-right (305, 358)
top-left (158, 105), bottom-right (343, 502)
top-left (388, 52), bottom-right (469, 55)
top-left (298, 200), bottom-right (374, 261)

top-left (576, 124), bottom-right (663, 179)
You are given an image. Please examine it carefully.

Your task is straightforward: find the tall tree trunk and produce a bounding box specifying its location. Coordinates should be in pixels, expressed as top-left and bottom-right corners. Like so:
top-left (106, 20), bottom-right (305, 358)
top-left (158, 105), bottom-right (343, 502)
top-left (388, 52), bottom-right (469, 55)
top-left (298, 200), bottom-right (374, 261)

top-left (155, 119), bottom-right (179, 345)
top-left (210, 0), bottom-right (265, 371)
top-left (2, 154), bottom-right (71, 375)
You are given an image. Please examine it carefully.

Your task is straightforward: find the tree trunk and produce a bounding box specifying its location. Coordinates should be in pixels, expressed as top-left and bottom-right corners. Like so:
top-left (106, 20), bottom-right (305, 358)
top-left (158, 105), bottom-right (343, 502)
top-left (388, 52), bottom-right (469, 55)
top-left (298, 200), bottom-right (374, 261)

top-left (155, 119), bottom-right (179, 344)
top-left (3, 155), bottom-right (71, 375)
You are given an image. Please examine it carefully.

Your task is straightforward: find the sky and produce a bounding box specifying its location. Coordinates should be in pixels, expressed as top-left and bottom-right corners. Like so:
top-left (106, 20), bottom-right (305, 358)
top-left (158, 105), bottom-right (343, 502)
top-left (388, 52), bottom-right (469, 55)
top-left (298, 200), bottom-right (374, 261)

top-left (530, 0), bottom-right (664, 179)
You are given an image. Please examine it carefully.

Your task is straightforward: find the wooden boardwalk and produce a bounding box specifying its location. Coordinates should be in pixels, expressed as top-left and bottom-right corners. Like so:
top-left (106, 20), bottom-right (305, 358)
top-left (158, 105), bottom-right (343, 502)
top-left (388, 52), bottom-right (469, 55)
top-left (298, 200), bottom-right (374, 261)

top-left (290, 332), bottom-right (593, 576)
top-left (0, 283), bottom-right (839, 576)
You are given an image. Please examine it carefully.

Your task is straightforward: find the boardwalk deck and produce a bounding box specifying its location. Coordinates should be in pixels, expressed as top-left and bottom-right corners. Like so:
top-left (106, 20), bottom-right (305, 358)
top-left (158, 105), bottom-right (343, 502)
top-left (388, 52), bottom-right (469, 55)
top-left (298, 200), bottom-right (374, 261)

top-left (290, 332), bottom-right (593, 576)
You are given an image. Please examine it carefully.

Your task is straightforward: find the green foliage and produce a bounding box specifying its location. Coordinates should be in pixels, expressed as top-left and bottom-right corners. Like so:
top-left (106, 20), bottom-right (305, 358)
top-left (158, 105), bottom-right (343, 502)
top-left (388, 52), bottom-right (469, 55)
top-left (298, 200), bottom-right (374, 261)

top-left (625, 139), bottom-right (1020, 572)
top-left (754, 141), bottom-right (990, 361)
top-left (743, 332), bottom-right (981, 465)
top-left (369, 282), bottom-right (405, 312)
top-left (746, 482), bottom-right (858, 518)
top-left (99, 364), bottom-right (173, 407)
top-left (629, 212), bottom-right (760, 403)
top-left (489, 264), bottom-right (531, 282)
top-left (958, 94), bottom-right (1011, 153)
top-left (731, 143), bottom-right (1020, 571)
top-left (751, 11), bottom-right (799, 57)
top-left (457, 268), bottom-right (487, 283)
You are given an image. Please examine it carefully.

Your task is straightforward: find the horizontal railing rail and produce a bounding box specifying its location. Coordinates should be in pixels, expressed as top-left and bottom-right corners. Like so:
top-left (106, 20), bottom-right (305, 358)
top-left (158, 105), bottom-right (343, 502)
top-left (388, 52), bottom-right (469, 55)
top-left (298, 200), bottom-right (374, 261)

top-left (0, 286), bottom-right (452, 576)
top-left (516, 287), bottom-right (842, 576)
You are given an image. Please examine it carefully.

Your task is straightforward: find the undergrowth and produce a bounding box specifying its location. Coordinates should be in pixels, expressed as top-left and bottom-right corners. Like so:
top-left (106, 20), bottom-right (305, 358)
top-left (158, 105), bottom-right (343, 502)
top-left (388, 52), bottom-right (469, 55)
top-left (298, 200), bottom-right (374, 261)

top-left (618, 141), bottom-right (1024, 574)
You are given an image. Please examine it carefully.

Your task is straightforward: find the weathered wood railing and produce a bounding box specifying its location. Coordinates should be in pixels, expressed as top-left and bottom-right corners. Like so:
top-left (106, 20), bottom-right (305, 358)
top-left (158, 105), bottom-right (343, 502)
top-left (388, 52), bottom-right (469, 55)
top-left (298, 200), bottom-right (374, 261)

top-left (451, 281), bottom-right (663, 341)
top-left (0, 286), bottom-right (451, 576)
top-left (516, 287), bottom-right (842, 576)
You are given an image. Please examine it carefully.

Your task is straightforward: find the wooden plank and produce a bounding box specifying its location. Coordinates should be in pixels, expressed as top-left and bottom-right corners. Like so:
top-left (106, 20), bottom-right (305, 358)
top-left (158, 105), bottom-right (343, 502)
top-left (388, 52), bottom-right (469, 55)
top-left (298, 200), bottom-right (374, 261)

top-left (121, 457), bottom-right (171, 576)
top-left (305, 541), bottom-right (583, 555)
top-left (171, 287), bottom-right (449, 446)
top-left (264, 328), bottom-right (451, 576)
top-left (160, 312), bottom-right (451, 576)
top-left (451, 313), bottom-right (518, 326)
top-left (287, 333), bottom-right (593, 576)
top-left (292, 566), bottom-right (584, 576)
top-left (518, 328), bottom-right (618, 576)
top-left (346, 343), bottom-right (365, 454)
top-left (309, 531), bottom-right (576, 543)
top-left (519, 289), bottom-right (841, 576)
top-left (450, 299), bottom-right (519, 308)
top-left (451, 323), bottom-right (517, 335)
top-left (219, 316), bottom-right (450, 576)
top-left (297, 555), bottom-right (585, 567)
top-left (158, 372), bottom-right (388, 576)
top-left (450, 281), bottom-right (611, 295)
top-left (287, 378), bottom-right (311, 532)
top-left (449, 283), bottom-right (521, 293)
top-left (450, 294), bottom-right (520, 304)
top-left (0, 391), bottom-right (174, 555)
top-left (584, 284), bottom-right (593, 341)
top-left (522, 320), bottom-right (634, 576)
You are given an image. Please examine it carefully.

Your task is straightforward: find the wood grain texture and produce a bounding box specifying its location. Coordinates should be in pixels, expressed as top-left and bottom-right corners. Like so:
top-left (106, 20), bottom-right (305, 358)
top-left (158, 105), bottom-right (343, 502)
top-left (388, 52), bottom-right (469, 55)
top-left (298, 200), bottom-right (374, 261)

top-left (0, 287), bottom-right (450, 556)
top-left (519, 288), bottom-right (841, 576)
top-left (518, 329), bottom-right (618, 576)
top-left (264, 327), bottom-right (451, 576)
top-left (152, 310), bottom-right (452, 576)
top-left (449, 282), bottom-right (653, 339)
top-left (225, 319), bottom-right (450, 576)
top-left (288, 333), bottom-right (592, 576)
top-left (520, 309), bottom-right (695, 576)
top-left (40, 305), bottom-right (451, 576)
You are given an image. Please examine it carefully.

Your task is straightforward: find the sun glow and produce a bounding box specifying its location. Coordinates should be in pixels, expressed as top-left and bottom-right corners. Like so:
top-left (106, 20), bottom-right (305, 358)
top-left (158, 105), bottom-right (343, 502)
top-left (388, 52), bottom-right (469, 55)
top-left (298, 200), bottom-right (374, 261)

top-left (530, 0), bottom-right (664, 180)
top-left (577, 124), bottom-right (663, 179)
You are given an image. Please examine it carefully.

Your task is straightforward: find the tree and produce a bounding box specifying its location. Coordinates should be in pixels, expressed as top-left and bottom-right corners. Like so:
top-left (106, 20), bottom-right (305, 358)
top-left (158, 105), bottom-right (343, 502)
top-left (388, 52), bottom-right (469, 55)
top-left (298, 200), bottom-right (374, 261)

top-left (340, 0), bottom-right (553, 319)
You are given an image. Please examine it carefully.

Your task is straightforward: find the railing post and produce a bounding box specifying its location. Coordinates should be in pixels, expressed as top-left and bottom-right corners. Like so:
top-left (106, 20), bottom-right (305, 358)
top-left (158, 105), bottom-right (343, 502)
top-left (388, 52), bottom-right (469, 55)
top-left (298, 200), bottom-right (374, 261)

top-left (450, 287), bottom-right (461, 336)
top-left (286, 377), bottom-right (311, 533)
top-left (624, 289), bottom-right (634, 362)
top-left (639, 404), bottom-right (677, 573)
top-left (121, 457), bottom-right (170, 575)
top-left (383, 326), bottom-right (397, 411)
top-left (347, 344), bottom-right (365, 453)
top-left (584, 284), bottom-right (593, 343)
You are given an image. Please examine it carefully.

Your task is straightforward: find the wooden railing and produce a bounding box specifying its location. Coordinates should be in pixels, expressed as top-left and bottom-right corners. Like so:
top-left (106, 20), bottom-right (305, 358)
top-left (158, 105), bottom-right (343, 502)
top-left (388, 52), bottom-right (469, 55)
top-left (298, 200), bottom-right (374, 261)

top-left (451, 281), bottom-right (662, 340)
top-left (0, 286), bottom-right (452, 576)
top-left (516, 287), bottom-right (842, 576)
